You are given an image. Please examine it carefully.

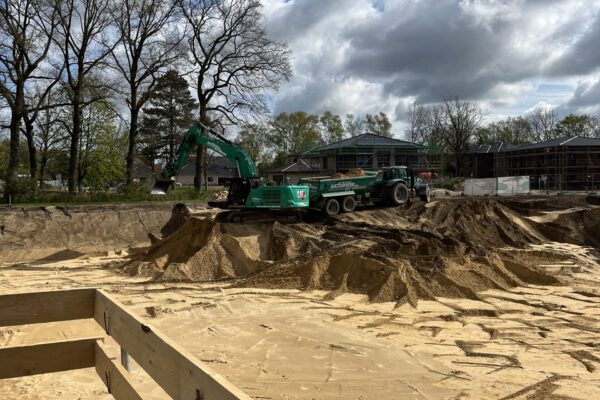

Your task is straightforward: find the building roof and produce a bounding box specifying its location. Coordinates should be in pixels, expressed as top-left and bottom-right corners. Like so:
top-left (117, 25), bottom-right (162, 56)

top-left (266, 159), bottom-right (315, 173)
top-left (510, 136), bottom-right (600, 151)
top-left (180, 156), bottom-right (238, 177)
top-left (468, 136), bottom-right (600, 155)
top-left (467, 142), bottom-right (516, 154)
top-left (305, 133), bottom-right (425, 154)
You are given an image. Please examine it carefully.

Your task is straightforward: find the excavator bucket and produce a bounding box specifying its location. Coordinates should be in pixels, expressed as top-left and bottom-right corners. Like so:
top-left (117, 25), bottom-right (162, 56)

top-left (149, 175), bottom-right (174, 195)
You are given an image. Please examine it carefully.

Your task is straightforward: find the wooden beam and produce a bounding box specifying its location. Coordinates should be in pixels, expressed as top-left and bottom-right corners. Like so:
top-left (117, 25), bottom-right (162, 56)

top-left (0, 337), bottom-right (99, 379)
top-left (94, 340), bottom-right (145, 400)
top-left (94, 290), bottom-right (251, 400)
top-left (0, 288), bottom-right (95, 327)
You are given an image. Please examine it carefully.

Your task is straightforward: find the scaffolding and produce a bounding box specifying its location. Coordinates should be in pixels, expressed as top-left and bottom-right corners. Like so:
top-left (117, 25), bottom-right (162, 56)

top-left (494, 145), bottom-right (600, 191)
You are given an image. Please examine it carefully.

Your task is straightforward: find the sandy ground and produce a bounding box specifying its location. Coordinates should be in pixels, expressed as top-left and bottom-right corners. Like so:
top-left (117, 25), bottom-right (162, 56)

top-left (1, 198), bottom-right (600, 399)
top-left (1, 239), bottom-right (599, 400)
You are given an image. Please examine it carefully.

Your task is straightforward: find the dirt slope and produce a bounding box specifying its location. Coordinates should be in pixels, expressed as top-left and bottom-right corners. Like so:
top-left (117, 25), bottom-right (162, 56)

top-left (0, 204), bottom-right (177, 264)
top-left (120, 198), bottom-right (600, 306)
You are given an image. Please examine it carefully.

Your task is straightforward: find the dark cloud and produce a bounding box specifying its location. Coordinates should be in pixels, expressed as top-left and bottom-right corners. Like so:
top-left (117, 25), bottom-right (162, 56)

top-left (556, 78), bottom-right (600, 116)
top-left (263, 0), bottom-right (600, 126)
top-left (343, 0), bottom-right (540, 102)
top-left (265, 0), bottom-right (347, 42)
top-left (548, 12), bottom-right (600, 76)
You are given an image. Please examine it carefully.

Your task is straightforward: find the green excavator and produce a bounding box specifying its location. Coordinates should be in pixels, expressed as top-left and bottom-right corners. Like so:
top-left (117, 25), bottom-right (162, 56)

top-left (150, 122), bottom-right (310, 222)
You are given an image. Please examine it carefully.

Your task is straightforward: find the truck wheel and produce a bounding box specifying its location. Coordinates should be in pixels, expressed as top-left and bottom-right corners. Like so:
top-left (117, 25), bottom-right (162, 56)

top-left (389, 183), bottom-right (409, 206)
top-left (341, 196), bottom-right (356, 213)
top-left (324, 198), bottom-right (340, 216)
top-left (419, 186), bottom-right (431, 203)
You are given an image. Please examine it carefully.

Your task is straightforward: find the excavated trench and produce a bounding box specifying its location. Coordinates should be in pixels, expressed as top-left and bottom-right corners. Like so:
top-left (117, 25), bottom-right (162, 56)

top-left (0, 204), bottom-right (181, 264)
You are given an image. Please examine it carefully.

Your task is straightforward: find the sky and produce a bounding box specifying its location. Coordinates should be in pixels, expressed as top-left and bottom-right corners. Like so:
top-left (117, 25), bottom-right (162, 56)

top-left (260, 0), bottom-right (600, 139)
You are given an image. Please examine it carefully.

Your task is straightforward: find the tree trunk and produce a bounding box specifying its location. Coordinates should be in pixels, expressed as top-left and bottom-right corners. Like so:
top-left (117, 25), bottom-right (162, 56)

top-left (194, 146), bottom-right (202, 190)
top-left (39, 150), bottom-right (48, 189)
top-left (68, 99), bottom-right (81, 193)
top-left (195, 102), bottom-right (207, 191)
top-left (4, 109), bottom-right (22, 203)
top-left (126, 80), bottom-right (139, 186)
top-left (4, 83), bottom-right (26, 203)
top-left (24, 119), bottom-right (37, 179)
top-left (126, 106), bottom-right (139, 186)
top-left (203, 147), bottom-right (208, 190)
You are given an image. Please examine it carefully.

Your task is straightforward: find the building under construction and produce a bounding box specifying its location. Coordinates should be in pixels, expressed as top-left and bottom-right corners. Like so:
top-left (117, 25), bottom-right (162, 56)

top-left (466, 136), bottom-right (600, 190)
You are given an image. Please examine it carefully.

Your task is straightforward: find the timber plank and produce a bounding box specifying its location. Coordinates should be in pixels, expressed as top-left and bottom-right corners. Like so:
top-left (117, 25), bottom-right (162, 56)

top-left (94, 290), bottom-right (251, 400)
top-left (95, 340), bottom-right (146, 400)
top-left (0, 337), bottom-right (99, 379)
top-left (0, 288), bottom-right (95, 327)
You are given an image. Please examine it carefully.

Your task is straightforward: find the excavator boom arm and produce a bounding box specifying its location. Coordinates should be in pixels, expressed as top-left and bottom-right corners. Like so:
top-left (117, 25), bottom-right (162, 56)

top-left (160, 122), bottom-right (257, 180)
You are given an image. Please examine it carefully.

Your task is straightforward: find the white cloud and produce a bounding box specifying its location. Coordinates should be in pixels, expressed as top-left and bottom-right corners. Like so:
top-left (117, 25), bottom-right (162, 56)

top-left (262, 0), bottom-right (600, 137)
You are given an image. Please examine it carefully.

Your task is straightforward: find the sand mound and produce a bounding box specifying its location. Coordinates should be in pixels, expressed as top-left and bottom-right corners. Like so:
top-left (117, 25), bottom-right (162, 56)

top-left (329, 168), bottom-right (367, 179)
top-left (530, 207), bottom-right (600, 248)
top-left (121, 198), bottom-right (583, 305)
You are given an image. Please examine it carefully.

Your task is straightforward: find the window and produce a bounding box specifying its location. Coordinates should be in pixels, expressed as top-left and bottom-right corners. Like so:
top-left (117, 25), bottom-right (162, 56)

top-left (207, 176), bottom-right (214, 183)
top-left (336, 154), bottom-right (373, 170)
top-left (395, 155), bottom-right (408, 166)
top-left (377, 153), bottom-right (390, 167)
top-left (357, 154), bottom-right (372, 168)
top-left (301, 157), bottom-right (321, 169)
top-left (336, 155), bottom-right (356, 169)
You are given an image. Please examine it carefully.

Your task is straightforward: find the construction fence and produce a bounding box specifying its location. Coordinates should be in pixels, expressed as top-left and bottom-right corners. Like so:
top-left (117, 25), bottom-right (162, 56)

top-left (464, 176), bottom-right (530, 197)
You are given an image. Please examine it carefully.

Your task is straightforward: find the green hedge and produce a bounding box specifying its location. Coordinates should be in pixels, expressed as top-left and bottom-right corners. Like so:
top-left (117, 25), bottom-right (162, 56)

top-left (1, 184), bottom-right (218, 206)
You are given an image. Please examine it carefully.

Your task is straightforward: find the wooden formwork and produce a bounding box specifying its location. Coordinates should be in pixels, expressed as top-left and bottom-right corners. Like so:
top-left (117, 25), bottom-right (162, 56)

top-left (0, 288), bottom-right (251, 400)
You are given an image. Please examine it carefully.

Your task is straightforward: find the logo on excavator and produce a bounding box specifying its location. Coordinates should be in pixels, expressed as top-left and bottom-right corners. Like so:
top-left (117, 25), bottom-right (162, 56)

top-left (297, 190), bottom-right (306, 201)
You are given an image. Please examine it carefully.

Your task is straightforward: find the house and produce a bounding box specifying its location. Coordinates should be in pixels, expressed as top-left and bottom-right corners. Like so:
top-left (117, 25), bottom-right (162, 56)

top-left (133, 163), bottom-right (155, 183)
top-left (304, 133), bottom-right (428, 171)
top-left (267, 133), bottom-right (429, 182)
top-left (465, 136), bottom-right (600, 190)
top-left (265, 159), bottom-right (324, 184)
top-left (177, 156), bottom-right (238, 186)
top-left (464, 142), bottom-right (516, 178)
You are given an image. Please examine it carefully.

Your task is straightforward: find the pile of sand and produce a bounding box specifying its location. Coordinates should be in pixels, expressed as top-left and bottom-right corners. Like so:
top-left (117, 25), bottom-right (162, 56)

top-left (329, 168), bottom-right (367, 179)
top-left (119, 198), bottom-right (594, 306)
top-left (499, 196), bottom-right (600, 248)
top-left (212, 190), bottom-right (228, 201)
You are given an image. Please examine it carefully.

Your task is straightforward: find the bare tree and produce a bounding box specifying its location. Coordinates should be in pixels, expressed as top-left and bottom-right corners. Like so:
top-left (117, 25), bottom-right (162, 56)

top-left (527, 107), bottom-right (559, 142)
top-left (440, 97), bottom-right (485, 175)
top-left (179, 0), bottom-right (291, 190)
top-left (344, 113), bottom-right (364, 137)
top-left (0, 0), bottom-right (58, 201)
top-left (55, 0), bottom-right (116, 193)
top-left (476, 116), bottom-right (533, 145)
top-left (407, 101), bottom-right (431, 143)
top-left (111, 0), bottom-right (185, 186)
top-left (588, 114), bottom-right (600, 138)
top-left (33, 88), bottom-right (69, 187)
top-left (365, 112), bottom-right (392, 137)
top-left (22, 78), bottom-right (64, 179)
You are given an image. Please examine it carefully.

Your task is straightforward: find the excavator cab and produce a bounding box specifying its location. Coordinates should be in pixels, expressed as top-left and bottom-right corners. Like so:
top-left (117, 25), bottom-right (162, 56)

top-left (226, 178), bottom-right (258, 207)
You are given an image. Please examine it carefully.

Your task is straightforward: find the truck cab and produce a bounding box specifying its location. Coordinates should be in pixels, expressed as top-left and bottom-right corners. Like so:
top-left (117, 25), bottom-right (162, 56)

top-left (381, 166), bottom-right (410, 181)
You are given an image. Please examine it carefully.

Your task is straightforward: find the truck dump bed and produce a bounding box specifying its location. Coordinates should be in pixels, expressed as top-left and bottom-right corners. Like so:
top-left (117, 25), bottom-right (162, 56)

top-left (299, 171), bottom-right (380, 201)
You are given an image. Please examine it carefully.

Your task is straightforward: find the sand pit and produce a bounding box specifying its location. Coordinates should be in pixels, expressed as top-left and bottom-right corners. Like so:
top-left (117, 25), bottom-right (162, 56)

top-left (115, 198), bottom-right (600, 306)
top-left (2, 196), bottom-right (600, 400)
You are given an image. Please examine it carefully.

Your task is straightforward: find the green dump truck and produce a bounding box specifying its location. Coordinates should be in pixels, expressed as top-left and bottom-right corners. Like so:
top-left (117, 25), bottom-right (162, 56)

top-left (299, 166), bottom-right (430, 216)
